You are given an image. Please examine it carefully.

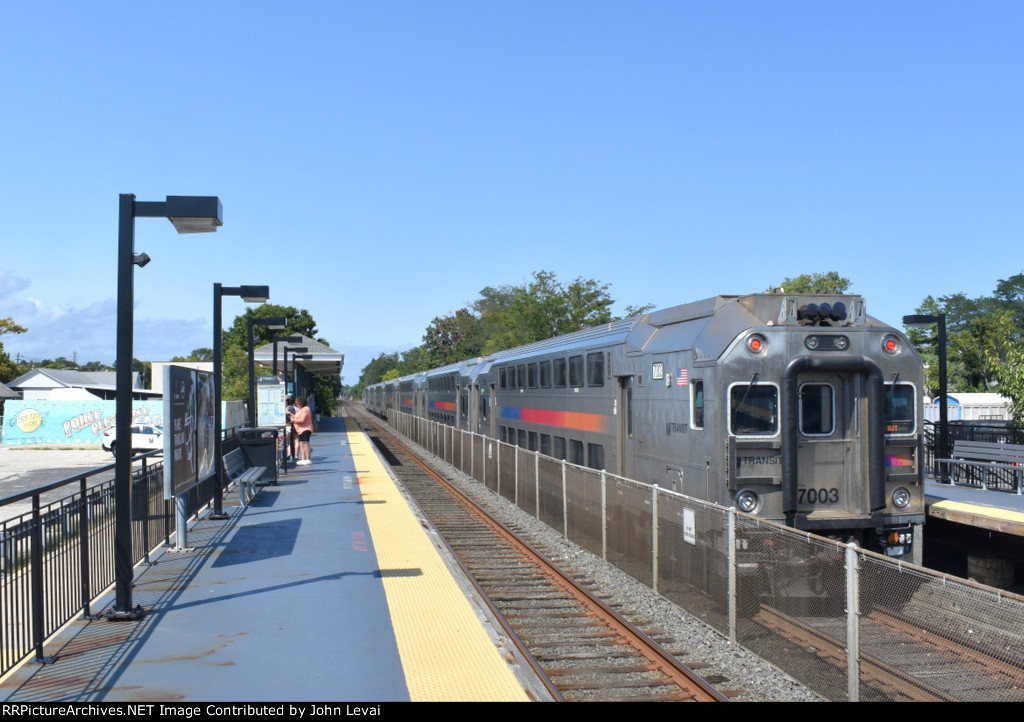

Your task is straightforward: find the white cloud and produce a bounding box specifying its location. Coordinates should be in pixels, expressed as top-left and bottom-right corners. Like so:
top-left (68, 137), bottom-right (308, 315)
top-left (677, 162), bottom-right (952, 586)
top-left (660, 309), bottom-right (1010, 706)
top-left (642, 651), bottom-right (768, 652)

top-left (0, 270), bottom-right (30, 301)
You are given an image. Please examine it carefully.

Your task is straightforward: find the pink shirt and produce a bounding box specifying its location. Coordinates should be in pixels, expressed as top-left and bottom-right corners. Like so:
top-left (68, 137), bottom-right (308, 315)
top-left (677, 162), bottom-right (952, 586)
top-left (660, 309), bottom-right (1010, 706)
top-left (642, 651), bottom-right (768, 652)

top-left (291, 406), bottom-right (313, 435)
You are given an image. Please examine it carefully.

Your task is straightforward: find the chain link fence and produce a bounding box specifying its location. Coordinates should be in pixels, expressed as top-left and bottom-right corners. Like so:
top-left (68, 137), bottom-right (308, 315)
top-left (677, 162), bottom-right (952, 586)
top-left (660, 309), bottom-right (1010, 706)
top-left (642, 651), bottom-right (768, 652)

top-left (387, 410), bottom-right (1024, 701)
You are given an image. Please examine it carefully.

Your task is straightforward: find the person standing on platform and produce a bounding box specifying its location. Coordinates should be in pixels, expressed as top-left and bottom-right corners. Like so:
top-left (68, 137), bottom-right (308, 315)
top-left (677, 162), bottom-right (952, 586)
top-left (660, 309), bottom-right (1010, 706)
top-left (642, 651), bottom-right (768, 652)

top-left (286, 396), bottom-right (297, 461)
top-left (287, 397), bottom-right (314, 465)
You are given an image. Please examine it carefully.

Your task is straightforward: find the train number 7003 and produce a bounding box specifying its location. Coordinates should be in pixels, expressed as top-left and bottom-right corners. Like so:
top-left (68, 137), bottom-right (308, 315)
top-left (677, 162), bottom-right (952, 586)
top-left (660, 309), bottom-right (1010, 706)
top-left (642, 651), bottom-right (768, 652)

top-left (798, 487), bottom-right (840, 504)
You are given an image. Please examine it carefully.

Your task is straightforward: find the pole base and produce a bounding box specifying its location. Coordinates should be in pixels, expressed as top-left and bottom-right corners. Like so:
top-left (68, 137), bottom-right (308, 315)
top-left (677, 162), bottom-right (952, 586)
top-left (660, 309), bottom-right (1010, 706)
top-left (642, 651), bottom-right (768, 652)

top-left (100, 605), bottom-right (145, 622)
top-left (206, 512), bottom-right (230, 521)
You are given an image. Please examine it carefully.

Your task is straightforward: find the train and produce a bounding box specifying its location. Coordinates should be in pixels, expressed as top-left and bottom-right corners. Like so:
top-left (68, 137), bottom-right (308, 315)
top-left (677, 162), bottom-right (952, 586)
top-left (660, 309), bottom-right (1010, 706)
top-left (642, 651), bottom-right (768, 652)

top-left (363, 293), bottom-right (925, 564)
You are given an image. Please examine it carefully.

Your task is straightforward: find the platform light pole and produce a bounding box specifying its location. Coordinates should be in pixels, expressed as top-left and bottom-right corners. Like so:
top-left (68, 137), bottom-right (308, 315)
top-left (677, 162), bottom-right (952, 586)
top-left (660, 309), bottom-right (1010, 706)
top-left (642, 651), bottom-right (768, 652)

top-left (248, 316), bottom-right (287, 427)
top-left (273, 334), bottom-right (302, 376)
top-left (903, 313), bottom-right (949, 483)
top-left (113, 194), bottom-right (222, 618)
top-left (213, 284), bottom-right (270, 519)
top-left (283, 346), bottom-right (309, 398)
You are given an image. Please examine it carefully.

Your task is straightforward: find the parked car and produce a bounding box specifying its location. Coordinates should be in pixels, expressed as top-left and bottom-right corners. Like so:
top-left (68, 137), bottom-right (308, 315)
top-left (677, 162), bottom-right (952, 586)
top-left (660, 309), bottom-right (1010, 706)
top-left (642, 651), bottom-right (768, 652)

top-left (101, 424), bottom-right (164, 455)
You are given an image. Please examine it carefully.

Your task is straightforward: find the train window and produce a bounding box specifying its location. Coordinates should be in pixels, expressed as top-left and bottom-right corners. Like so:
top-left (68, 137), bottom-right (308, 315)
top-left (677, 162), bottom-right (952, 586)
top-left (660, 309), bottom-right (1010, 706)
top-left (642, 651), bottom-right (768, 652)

top-left (587, 444), bottom-right (605, 470)
top-left (460, 394), bottom-right (468, 418)
top-left (499, 367), bottom-right (507, 389)
top-left (540, 434), bottom-right (552, 456)
top-left (799, 383), bottom-right (834, 436)
top-left (570, 439), bottom-right (585, 465)
top-left (479, 394), bottom-right (487, 421)
top-left (529, 431), bottom-right (538, 451)
top-left (517, 365), bottom-right (526, 389)
top-left (528, 363), bottom-right (538, 388)
top-left (540, 360), bottom-right (551, 388)
top-left (729, 383), bottom-right (779, 436)
top-left (553, 359), bottom-right (567, 387)
top-left (518, 429), bottom-right (527, 448)
top-left (569, 356), bottom-right (584, 387)
top-left (691, 379), bottom-right (705, 430)
top-left (554, 437), bottom-right (567, 460)
top-left (587, 353), bottom-right (604, 387)
top-left (884, 383), bottom-right (915, 435)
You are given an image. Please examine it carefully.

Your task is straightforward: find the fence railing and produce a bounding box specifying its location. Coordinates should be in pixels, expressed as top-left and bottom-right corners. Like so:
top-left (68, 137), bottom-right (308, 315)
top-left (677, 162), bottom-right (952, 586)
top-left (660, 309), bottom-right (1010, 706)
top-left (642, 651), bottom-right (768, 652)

top-left (0, 431), bottom-right (239, 678)
top-left (388, 410), bottom-right (1024, 702)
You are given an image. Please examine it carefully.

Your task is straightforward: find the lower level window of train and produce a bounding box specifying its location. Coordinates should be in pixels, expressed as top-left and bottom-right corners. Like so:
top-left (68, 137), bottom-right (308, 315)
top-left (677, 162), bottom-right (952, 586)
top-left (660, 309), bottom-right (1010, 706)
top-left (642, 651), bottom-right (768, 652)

top-left (587, 443), bottom-right (605, 470)
top-left (541, 434), bottom-right (552, 456)
top-left (570, 439), bottom-right (584, 465)
top-left (554, 437), bottom-right (567, 460)
top-left (730, 384), bottom-right (779, 436)
top-left (884, 383), bottom-right (915, 434)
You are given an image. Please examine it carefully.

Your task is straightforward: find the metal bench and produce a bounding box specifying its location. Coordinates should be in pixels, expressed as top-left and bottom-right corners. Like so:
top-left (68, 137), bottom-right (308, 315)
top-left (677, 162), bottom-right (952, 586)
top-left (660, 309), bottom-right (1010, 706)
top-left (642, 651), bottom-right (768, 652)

top-left (224, 447), bottom-right (267, 505)
top-left (936, 440), bottom-right (1024, 494)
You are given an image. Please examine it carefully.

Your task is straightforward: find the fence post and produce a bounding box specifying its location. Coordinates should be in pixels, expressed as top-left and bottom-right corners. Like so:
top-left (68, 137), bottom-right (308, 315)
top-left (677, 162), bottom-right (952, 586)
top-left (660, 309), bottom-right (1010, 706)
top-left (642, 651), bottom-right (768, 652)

top-left (496, 439), bottom-right (502, 497)
top-left (561, 459), bottom-right (568, 539)
top-left (79, 477), bottom-right (91, 618)
top-left (535, 450), bottom-right (540, 519)
top-left (651, 484), bottom-right (659, 595)
top-left (601, 469), bottom-right (608, 562)
top-left (30, 495), bottom-right (47, 663)
top-left (846, 542), bottom-right (861, 702)
top-left (514, 447), bottom-right (520, 507)
top-left (728, 507), bottom-right (737, 642)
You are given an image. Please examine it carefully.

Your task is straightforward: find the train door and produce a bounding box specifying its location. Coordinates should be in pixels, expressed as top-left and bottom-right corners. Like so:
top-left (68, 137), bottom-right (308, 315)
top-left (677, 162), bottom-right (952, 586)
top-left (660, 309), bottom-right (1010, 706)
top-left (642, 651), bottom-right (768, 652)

top-left (617, 376), bottom-right (635, 479)
top-left (793, 372), bottom-right (861, 520)
top-left (488, 383), bottom-right (497, 439)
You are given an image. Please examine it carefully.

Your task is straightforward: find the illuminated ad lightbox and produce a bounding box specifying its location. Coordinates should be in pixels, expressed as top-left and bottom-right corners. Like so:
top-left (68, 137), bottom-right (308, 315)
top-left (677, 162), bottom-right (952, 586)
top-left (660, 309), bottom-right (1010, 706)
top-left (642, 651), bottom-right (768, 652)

top-left (162, 364), bottom-right (217, 498)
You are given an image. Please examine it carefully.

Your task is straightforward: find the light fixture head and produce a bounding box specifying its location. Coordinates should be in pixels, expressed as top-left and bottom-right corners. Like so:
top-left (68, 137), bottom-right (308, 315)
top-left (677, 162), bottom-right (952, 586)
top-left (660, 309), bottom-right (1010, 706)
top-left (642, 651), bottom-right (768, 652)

top-left (132, 252), bottom-right (152, 268)
top-left (239, 285), bottom-right (270, 303)
top-left (166, 196), bottom-right (223, 234)
top-left (256, 316), bottom-right (287, 331)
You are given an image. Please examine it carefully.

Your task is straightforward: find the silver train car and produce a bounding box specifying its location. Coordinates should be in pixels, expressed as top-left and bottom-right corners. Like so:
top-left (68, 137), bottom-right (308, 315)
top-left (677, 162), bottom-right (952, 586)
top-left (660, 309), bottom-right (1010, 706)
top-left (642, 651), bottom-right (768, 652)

top-left (364, 293), bottom-right (925, 562)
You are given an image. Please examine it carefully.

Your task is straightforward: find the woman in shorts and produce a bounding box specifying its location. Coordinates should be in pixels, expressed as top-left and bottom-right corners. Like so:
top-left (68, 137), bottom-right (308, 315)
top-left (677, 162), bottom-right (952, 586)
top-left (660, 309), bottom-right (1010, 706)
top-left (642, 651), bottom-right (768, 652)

top-left (287, 397), bottom-right (314, 465)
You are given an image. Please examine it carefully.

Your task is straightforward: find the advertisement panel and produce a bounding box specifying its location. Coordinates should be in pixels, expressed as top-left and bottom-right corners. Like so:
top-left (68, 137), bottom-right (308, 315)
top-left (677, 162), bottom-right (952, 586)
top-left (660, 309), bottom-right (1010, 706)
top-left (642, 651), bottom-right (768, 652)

top-left (163, 365), bottom-right (218, 498)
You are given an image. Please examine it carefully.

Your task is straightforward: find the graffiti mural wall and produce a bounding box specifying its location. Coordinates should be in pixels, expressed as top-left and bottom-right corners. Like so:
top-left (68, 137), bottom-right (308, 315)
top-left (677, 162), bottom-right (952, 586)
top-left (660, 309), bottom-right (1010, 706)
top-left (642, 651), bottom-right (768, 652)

top-left (1, 400), bottom-right (163, 446)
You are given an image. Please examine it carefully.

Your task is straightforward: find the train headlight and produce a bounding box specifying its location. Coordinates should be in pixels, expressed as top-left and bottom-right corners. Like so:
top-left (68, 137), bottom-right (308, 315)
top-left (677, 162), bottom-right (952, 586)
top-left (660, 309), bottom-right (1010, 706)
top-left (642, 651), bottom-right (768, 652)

top-left (882, 334), bottom-right (901, 355)
top-left (805, 336), bottom-right (819, 350)
top-left (834, 335), bottom-right (849, 350)
top-left (746, 334), bottom-right (768, 354)
top-left (891, 487), bottom-right (911, 509)
top-left (735, 489), bottom-right (761, 514)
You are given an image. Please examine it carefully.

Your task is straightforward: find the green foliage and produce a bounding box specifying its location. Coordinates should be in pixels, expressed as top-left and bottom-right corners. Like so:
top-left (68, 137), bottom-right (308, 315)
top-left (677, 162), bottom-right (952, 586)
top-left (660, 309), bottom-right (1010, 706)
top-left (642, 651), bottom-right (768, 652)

top-left (354, 271), bottom-right (655, 398)
top-left (765, 271), bottom-right (852, 294)
top-left (0, 316), bottom-right (27, 383)
top-left (908, 272), bottom-right (1024, 410)
top-left (475, 271), bottom-right (617, 354)
top-left (170, 348), bottom-right (213, 362)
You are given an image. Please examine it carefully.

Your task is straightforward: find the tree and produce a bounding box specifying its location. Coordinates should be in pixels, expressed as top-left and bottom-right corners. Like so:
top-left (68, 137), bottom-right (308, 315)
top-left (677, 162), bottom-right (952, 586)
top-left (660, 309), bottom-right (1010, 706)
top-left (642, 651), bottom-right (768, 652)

top-left (907, 270), bottom-right (1024, 400)
top-left (765, 271), bottom-right (852, 294)
top-left (422, 309), bottom-right (487, 367)
top-left (0, 317), bottom-right (27, 383)
top-left (474, 271), bottom-right (617, 354)
top-left (171, 348), bottom-right (213, 362)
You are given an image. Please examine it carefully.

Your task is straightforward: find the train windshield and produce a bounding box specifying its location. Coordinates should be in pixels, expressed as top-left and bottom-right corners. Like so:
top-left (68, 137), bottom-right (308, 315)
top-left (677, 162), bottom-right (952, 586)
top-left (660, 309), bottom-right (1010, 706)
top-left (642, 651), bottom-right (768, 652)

top-left (730, 384), bottom-right (778, 436)
top-left (884, 383), bottom-right (915, 434)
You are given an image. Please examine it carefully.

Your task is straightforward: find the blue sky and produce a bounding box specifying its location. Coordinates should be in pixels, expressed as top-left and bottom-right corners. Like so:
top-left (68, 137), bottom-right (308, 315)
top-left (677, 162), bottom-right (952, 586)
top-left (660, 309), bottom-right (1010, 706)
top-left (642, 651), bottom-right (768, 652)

top-left (1, 2), bottom-right (1021, 383)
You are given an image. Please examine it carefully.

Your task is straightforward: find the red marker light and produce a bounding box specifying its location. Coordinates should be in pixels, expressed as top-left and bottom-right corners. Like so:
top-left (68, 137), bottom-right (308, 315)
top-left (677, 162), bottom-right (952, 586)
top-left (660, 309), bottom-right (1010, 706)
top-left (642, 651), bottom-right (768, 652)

top-left (750, 338), bottom-right (762, 351)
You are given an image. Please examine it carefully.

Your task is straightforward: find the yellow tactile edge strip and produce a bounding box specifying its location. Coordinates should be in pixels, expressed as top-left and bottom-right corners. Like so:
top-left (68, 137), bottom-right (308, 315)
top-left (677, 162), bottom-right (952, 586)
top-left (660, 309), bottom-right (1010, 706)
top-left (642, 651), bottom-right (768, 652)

top-left (926, 495), bottom-right (1024, 537)
top-left (344, 418), bottom-right (529, 702)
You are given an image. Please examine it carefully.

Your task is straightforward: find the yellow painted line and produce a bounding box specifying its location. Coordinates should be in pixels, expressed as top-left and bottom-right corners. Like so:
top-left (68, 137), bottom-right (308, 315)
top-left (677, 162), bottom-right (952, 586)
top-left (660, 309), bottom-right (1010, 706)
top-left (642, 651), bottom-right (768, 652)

top-left (345, 418), bottom-right (529, 702)
top-left (926, 496), bottom-right (1024, 537)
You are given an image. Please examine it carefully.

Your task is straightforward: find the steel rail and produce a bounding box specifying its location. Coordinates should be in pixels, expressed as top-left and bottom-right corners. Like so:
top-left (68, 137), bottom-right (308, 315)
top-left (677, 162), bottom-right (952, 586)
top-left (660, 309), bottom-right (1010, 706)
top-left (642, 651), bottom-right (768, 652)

top-left (351, 404), bottom-right (728, 702)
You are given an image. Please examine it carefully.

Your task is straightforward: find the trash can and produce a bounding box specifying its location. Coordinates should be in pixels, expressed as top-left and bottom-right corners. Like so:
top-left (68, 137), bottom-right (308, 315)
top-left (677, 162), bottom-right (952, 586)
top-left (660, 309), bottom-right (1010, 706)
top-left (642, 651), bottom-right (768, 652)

top-left (238, 427), bottom-right (280, 485)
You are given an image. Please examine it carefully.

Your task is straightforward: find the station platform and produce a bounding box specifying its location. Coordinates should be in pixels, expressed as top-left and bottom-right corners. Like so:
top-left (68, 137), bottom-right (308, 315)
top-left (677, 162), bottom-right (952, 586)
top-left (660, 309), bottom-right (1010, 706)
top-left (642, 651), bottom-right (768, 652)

top-left (0, 417), bottom-right (541, 702)
top-left (925, 476), bottom-right (1024, 537)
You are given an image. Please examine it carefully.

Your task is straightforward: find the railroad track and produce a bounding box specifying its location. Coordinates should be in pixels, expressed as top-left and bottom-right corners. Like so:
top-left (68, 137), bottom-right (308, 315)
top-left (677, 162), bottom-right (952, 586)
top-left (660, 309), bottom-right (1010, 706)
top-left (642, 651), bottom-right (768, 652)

top-left (349, 406), bottom-right (732, 702)
top-left (754, 604), bottom-right (1024, 701)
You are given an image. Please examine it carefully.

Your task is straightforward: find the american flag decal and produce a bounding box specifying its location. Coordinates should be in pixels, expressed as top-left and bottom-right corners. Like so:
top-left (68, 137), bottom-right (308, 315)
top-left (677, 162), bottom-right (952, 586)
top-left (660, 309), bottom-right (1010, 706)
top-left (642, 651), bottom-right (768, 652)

top-left (677, 368), bottom-right (688, 386)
